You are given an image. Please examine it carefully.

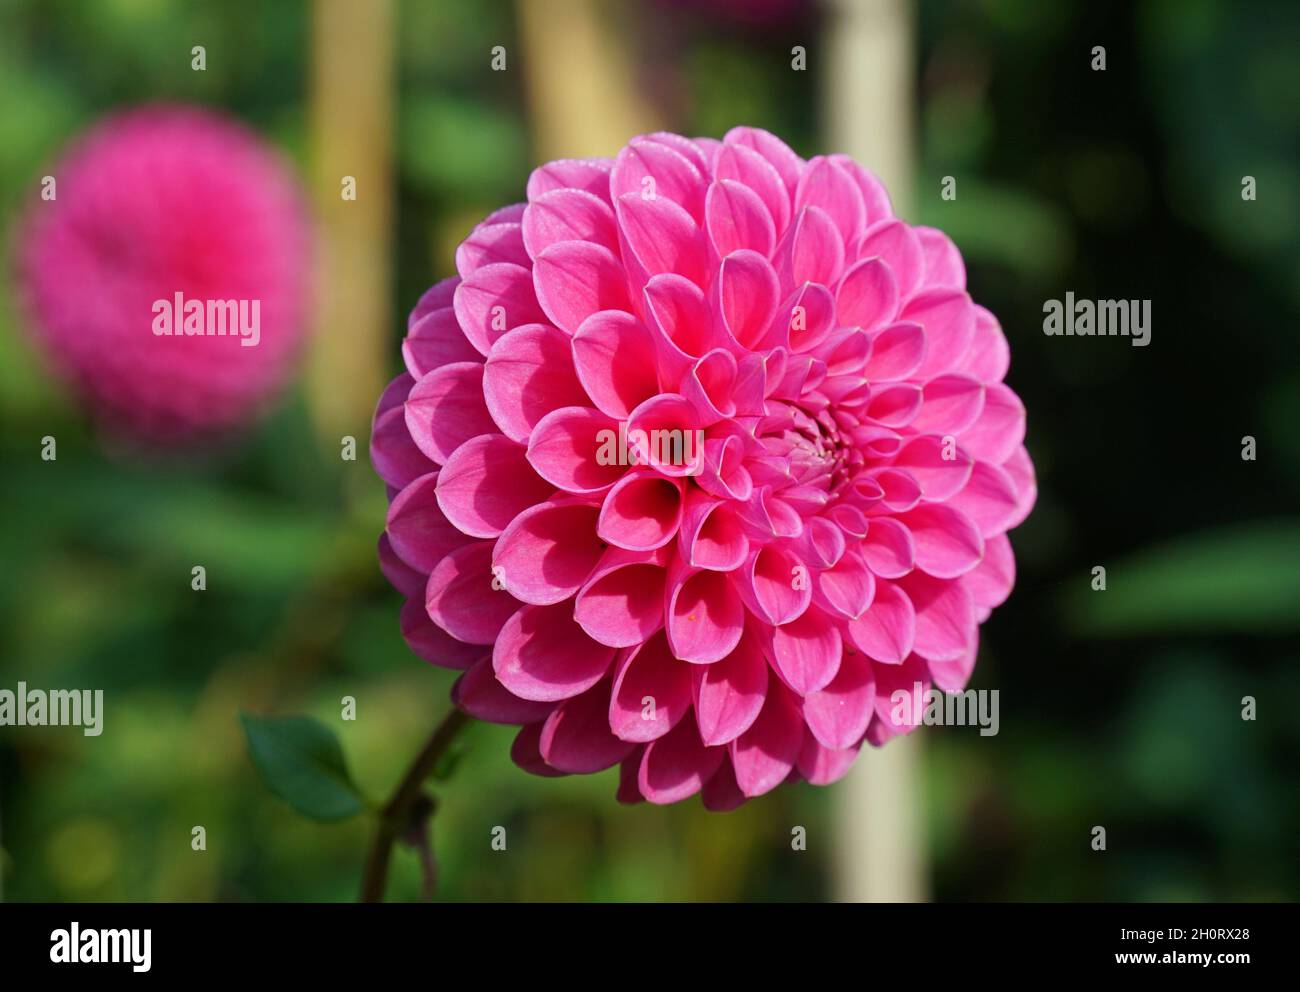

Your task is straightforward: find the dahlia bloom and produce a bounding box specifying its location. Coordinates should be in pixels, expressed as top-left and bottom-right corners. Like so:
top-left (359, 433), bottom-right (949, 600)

top-left (374, 127), bottom-right (1035, 808)
top-left (15, 106), bottom-right (310, 444)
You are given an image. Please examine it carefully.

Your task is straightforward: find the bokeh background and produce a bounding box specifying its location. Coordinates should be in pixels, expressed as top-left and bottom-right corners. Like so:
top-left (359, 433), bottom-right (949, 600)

top-left (1, 0), bottom-right (1297, 902)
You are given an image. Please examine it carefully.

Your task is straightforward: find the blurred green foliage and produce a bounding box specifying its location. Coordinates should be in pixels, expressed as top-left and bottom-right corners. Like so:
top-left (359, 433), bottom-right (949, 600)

top-left (1, 0), bottom-right (1297, 903)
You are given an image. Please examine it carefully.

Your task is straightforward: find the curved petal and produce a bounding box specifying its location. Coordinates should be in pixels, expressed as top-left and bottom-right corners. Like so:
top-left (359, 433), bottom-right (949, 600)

top-left (493, 602), bottom-right (617, 702)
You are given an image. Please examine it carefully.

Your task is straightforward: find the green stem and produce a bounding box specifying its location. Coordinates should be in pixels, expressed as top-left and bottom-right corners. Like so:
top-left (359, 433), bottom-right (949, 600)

top-left (359, 707), bottom-right (470, 902)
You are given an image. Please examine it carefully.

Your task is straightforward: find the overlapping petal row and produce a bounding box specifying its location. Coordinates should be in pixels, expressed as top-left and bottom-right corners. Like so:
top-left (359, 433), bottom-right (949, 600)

top-left (373, 127), bottom-right (1035, 808)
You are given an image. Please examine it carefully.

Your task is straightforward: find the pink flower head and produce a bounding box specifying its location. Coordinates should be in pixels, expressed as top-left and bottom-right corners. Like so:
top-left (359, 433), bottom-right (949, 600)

top-left (15, 106), bottom-right (311, 444)
top-left (374, 127), bottom-right (1035, 808)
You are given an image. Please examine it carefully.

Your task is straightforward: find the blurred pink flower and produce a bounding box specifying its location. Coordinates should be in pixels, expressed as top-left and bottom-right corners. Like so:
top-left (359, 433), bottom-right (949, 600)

top-left (15, 105), bottom-right (310, 445)
top-left (374, 127), bottom-right (1035, 808)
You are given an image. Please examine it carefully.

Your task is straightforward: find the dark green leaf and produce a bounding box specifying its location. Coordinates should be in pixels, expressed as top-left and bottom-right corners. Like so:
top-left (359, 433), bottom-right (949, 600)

top-left (239, 713), bottom-right (366, 822)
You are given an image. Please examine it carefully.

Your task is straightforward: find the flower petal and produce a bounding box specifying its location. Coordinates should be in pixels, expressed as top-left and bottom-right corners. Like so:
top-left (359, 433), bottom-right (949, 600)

top-left (493, 602), bottom-right (616, 702)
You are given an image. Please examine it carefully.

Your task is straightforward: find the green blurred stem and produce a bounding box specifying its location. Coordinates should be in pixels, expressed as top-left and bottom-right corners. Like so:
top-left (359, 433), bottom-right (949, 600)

top-left (359, 707), bottom-right (471, 903)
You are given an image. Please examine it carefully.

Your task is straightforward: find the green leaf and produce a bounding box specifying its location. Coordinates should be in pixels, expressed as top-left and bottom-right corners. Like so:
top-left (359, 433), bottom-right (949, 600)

top-left (239, 713), bottom-right (366, 822)
top-left (1062, 519), bottom-right (1300, 636)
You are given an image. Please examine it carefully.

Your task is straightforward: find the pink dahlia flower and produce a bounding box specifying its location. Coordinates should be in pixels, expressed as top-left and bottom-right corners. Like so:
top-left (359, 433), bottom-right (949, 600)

top-left (15, 106), bottom-right (310, 444)
top-left (374, 127), bottom-right (1035, 808)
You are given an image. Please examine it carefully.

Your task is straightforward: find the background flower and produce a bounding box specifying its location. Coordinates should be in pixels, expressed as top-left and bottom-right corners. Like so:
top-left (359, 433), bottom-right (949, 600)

top-left (14, 105), bottom-right (310, 445)
top-left (374, 127), bottom-right (1035, 807)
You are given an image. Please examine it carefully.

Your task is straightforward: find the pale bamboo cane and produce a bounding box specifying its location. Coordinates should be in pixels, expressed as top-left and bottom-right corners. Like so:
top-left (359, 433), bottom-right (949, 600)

top-left (825, 0), bottom-right (927, 904)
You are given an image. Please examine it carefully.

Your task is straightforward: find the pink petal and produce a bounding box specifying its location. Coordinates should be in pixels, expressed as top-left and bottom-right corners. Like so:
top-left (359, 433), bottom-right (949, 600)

top-left (511, 722), bottom-right (566, 777)
top-left (963, 532), bottom-right (1015, 610)
top-left (865, 320), bottom-right (927, 381)
top-left (958, 384), bottom-right (1026, 465)
top-left (681, 349), bottom-right (739, 424)
top-left (870, 653), bottom-right (932, 738)
top-left (385, 471), bottom-right (472, 573)
top-left (797, 733), bottom-right (860, 786)
top-left (795, 156), bottom-right (866, 246)
top-left (680, 492), bottom-right (749, 572)
top-left (625, 393), bottom-right (705, 477)
top-left (911, 374), bottom-right (985, 436)
top-left (784, 205), bottom-right (845, 288)
top-left (452, 656), bottom-right (554, 725)
top-left (532, 241), bottom-right (631, 333)
top-left (665, 563), bottom-right (745, 664)
top-left (525, 405), bottom-right (626, 495)
top-left (692, 625), bottom-right (769, 746)
top-left (598, 469), bottom-right (683, 551)
top-left (770, 606), bottom-right (843, 695)
top-left (574, 547), bottom-right (668, 647)
top-left (637, 716), bottom-right (724, 804)
top-left (858, 220), bottom-right (924, 300)
top-left (795, 516), bottom-right (847, 569)
top-left (483, 323), bottom-right (589, 442)
top-left (730, 678), bottom-right (804, 797)
top-left (400, 597), bottom-right (484, 670)
top-left (455, 222), bottom-right (529, 277)
top-left (521, 188), bottom-right (619, 259)
top-left (948, 460), bottom-right (1020, 538)
top-left (453, 262), bottom-right (547, 356)
top-left (716, 249), bottom-right (780, 349)
top-left (436, 434), bottom-right (553, 538)
top-left (609, 630), bottom-right (693, 742)
top-left (706, 179), bottom-right (776, 258)
top-left (899, 503), bottom-right (985, 579)
top-left (872, 467), bottom-right (923, 514)
top-left (371, 404), bottom-right (437, 491)
top-left (571, 310), bottom-right (660, 419)
top-left (701, 757), bottom-right (749, 811)
top-left (783, 281), bottom-right (837, 352)
top-left (866, 382), bottom-right (923, 428)
top-left (846, 579), bottom-right (916, 664)
top-left (836, 256), bottom-right (899, 333)
top-left (426, 540), bottom-right (521, 644)
top-left (959, 305), bottom-right (1010, 383)
top-left (890, 434), bottom-right (974, 502)
top-left (379, 532), bottom-right (424, 598)
top-left (539, 679), bottom-right (635, 773)
top-left (404, 362), bottom-right (496, 465)
top-left (861, 516), bottom-right (916, 579)
top-left (802, 646), bottom-right (876, 750)
top-left (901, 288), bottom-right (976, 379)
top-left (643, 273), bottom-right (722, 378)
top-left (616, 192), bottom-right (707, 286)
top-left (493, 602), bottom-right (616, 702)
top-left (915, 225), bottom-right (966, 289)
top-left (813, 549), bottom-right (876, 618)
top-left (829, 153), bottom-right (894, 226)
top-left (1001, 444), bottom-right (1038, 529)
top-left (409, 276), bottom-right (460, 329)
top-left (724, 126), bottom-right (803, 198)
top-left (898, 571), bottom-right (975, 663)
top-left (403, 307), bottom-right (482, 379)
top-left (493, 498), bottom-right (604, 605)
top-left (737, 545), bottom-right (811, 626)
top-left (611, 137), bottom-right (705, 220)
top-left (713, 140), bottom-right (791, 234)
top-left (526, 157), bottom-right (612, 201)
top-left (926, 639), bottom-right (979, 695)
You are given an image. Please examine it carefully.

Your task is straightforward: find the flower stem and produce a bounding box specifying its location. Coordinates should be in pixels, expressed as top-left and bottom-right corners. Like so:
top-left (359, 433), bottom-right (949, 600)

top-left (359, 706), bottom-right (471, 902)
